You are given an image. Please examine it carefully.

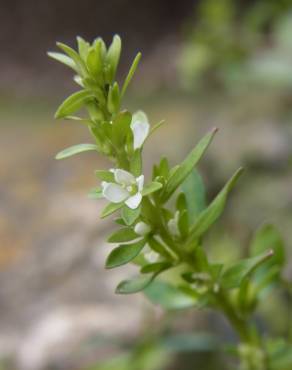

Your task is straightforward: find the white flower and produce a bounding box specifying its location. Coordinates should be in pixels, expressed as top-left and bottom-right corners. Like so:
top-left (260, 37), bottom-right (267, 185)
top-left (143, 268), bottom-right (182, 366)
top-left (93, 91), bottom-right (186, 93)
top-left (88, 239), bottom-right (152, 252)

top-left (143, 245), bottom-right (159, 263)
top-left (134, 221), bottom-right (151, 236)
top-left (101, 169), bottom-right (144, 209)
top-left (167, 211), bottom-right (180, 237)
top-left (131, 111), bottom-right (150, 150)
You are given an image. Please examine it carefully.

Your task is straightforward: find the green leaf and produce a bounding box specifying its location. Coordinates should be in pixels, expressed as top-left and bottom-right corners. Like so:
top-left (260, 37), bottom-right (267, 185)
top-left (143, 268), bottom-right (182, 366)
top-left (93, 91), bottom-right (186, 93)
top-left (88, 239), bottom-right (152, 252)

top-left (178, 210), bottom-right (189, 238)
top-left (108, 228), bottom-right (139, 243)
top-left (182, 169), bottom-right (206, 224)
top-left (149, 119), bottom-right (166, 137)
top-left (55, 143), bottom-right (98, 159)
top-left (56, 42), bottom-right (88, 76)
top-left (176, 193), bottom-right (187, 212)
top-left (86, 45), bottom-right (102, 77)
top-left (101, 202), bottom-right (124, 218)
top-left (77, 36), bottom-right (90, 60)
top-left (55, 90), bottom-right (94, 118)
top-left (161, 128), bottom-right (217, 203)
top-left (158, 157), bottom-right (170, 178)
top-left (95, 170), bottom-right (115, 182)
top-left (106, 239), bottom-right (146, 268)
top-left (250, 223), bottom-right (285, 269)
top-left (188, 168), bottom-right (243, 243)
top-left (107, 82), bottom-right (120, 114)
top-left (121, 205), bottom-right (141, 226)
top-left (144, 281), bottom-right (198, 310)
top-left (106, 35), bottom-right (122, 82)
top-left (142, 182), bottom-right (163, 196)
top-left (148, 237), bottom-right (174, 260)
top-left (112, 111), bottom-right (132, 147)
top-left (163, 333), bottom-right (219, 352)
top-left (141, 262), bottom-right (172, 274)
top-left (88, 187), bottom-right (103, 199)
top-left (116, 274), bottom-right (153, 294)
top-left (47, 52), bottom-right (77, 71)
top-left (114, 218), bottom-right (127, 226)
top-left (121, 52), bottom-right (142, 97)
top-left (221, 250), bottom-right (274, 289)
top-left (130, 150), bottom-right (142, 177)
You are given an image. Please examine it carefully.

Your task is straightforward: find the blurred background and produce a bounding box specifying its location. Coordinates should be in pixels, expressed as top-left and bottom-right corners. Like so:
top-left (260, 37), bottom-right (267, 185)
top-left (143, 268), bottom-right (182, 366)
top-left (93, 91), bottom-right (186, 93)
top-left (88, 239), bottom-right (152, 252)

top-left (1, 0), bottom-right (292, 369)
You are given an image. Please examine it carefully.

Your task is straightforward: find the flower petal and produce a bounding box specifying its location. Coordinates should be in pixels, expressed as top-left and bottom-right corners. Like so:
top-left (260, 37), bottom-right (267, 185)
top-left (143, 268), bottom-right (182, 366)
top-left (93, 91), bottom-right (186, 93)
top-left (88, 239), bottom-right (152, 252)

top-left (102, 183), bottom-right (129, 203)
top-left (132, 111), bottom-right (148, 125)
top-left (136, 175), bottom-right (144, 191)
top-left (134, 221), bottom-right (151, 236)
top-left (144, 250), bottom-right (159, 263)
top-left (114, 169), bottom-right (135, 186)
top-left (131, 113), bottom-right (150, 150)
top-left (125, 192), bottom-right (142, 209)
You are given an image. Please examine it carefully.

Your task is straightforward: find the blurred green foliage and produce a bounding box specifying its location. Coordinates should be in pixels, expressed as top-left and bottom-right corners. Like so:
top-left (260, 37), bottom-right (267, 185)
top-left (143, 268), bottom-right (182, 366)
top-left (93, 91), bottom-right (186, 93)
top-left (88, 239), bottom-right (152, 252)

top-left (179, 0), bottom-right (292, 92)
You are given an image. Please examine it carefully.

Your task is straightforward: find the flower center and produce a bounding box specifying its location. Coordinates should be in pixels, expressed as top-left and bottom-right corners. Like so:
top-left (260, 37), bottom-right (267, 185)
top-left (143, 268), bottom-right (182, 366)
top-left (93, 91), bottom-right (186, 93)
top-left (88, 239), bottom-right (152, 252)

top-left (123, 183), bottom-right (137, 195)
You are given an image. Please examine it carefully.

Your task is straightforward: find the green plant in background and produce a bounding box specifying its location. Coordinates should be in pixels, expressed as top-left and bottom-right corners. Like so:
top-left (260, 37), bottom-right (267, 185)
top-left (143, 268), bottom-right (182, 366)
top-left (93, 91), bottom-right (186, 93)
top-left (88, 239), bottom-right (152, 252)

top-left (49, 36), bottom-right (292, 370)
top-left (179, 0), bottom-right (292, 92)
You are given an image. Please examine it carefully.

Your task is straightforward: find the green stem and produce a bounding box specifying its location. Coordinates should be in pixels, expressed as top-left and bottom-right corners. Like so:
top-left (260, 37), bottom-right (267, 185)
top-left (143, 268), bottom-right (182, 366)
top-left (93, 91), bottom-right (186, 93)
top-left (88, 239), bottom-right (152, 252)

top-left (215, 290), bottom-right (253, 343)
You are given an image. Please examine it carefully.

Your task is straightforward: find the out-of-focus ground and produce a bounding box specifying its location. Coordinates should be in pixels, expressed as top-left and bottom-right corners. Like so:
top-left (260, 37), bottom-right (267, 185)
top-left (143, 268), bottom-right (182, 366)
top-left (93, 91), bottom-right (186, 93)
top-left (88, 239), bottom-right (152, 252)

top-left (1, 1), bottom-right (292, 369)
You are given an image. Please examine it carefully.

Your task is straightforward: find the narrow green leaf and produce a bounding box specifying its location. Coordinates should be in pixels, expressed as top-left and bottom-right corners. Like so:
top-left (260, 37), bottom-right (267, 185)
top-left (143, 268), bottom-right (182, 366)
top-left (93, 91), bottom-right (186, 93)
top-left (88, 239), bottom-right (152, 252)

top-left (121, 52), bottom-right (142, 97)
top-left (47, 52), bottom-right (77, 71)
top-left (148, 237), bottom-right (174, 260)
top-left (106, 239), bottom-right (146, 268)
top-left (161, 128), bottom-right (217, 202)
top-left (108, 228), bottom-right (139, 243)
top-left (55, 90), bottom-right (94, 118)
top-left (176, 193), bottom-right (187, 212)
top-left (221, 250), bottom-right (274, 289)
top-left (141, 262), bottom-right (172, 274)
top-left (116, 274), bottom-right (154, 294)
top-left (188, 168), bottom-right (243, 242)
top-left (163, 333), bottom-right (219, 352)
top-left (142, 182), bottom-right (163, 196)
top-left (121, 205), bottom-right (141, 226)
top-left (178, 209), bottom-right (189, 238)
top-left (56, 42), bottom-right (88, 76)
top-left (149, 119), bottom-right (166, 137)
top-left (86, 45), bottom-right (102, 76)
top-left (112, 111), bottom-right (132, 147)
top-left (101, 202), bottom-right (124, 218)
top-left (144, 281), bottom-right (198, 310)
top-left (77, 36), bottom-right (90, 61)
top-left (250, 223), bottom-right (285, 268)
top-left (107, 82), bottom-right (120, 114)
top-left (73, 75), bottom-right (84, 87)
top-left (115, 218), bottom-right (127, 226)
top-left (55, 143), bottom-right (98, 159)
top-left (88, 187), bottom-right (103, 199)
top-left (182, 169), bottom-right (206, 224)
top-left (158, 157), bottom-right (170, 178)
top-left (95, 170), bottom-right (115, 182)
top-left (106, 35), bottom-right (122, 82)
top-left (130, 150), bottom-right (142, 177)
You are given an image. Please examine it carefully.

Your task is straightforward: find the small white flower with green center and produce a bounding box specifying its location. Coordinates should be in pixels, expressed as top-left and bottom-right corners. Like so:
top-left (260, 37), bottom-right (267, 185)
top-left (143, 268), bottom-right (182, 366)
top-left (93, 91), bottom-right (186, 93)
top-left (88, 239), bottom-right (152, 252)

top-left (131, 111), bottom-right (150, 150)
top-left (102, 169), bottom-right (144, 209)
top-left (167, 211), bottom-right (180, 237)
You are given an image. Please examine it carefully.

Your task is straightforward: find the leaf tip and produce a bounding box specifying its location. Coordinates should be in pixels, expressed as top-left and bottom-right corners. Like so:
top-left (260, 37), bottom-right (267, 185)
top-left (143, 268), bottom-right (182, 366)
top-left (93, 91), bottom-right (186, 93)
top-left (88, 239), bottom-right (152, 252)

top-left (267, 249), bottom-right (275, 258)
